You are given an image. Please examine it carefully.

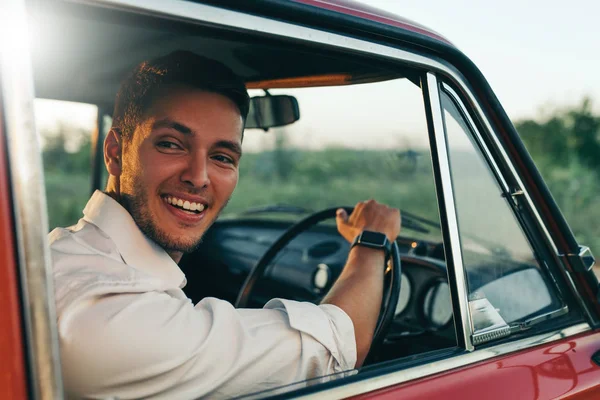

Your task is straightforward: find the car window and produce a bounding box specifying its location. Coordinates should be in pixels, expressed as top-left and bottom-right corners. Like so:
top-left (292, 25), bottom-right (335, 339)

top-left (36, 99), bottom-right (97, 230)
top-left (440, 88), bottom-right (565, 342)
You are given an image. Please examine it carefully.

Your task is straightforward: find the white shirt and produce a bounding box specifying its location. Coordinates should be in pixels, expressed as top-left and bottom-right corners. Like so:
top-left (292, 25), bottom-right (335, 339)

top-left (50, 191), bottom-right (356, 399)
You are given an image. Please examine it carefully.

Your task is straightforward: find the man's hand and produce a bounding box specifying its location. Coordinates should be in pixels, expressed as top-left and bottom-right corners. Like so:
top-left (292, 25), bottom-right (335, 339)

top-left (335, 199), bottom-right (401, 243)
top-left (321, 200), bottom-right (401, 367)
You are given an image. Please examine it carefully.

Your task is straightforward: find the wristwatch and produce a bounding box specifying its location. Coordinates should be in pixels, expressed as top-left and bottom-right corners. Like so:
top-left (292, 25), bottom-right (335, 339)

top-left (351, 230), bottom-right (392, 260)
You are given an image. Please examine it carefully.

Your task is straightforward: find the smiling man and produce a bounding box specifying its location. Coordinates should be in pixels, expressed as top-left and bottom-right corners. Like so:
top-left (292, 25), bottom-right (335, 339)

top-left (49, 51), bottom-right (400, 399)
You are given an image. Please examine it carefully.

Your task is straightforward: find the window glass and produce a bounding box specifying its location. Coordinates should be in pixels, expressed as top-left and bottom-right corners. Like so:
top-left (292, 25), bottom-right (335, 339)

top-left (35, 99), bottom-right (97, 230)
top-left (440, 89), bottom-right (563, 336)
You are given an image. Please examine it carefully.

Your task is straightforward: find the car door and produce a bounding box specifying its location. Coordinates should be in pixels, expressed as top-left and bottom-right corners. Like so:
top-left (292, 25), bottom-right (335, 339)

top-left (0, 49), bottom-right (29, 400)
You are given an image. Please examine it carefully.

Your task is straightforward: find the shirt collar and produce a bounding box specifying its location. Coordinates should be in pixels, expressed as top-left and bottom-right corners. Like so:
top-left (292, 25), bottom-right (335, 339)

top-left (82, 190), bottom-right (186, 288)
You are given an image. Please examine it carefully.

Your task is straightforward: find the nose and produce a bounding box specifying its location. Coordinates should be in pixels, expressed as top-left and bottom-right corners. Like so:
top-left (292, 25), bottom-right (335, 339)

top-left (180, 152), bottom-right (210, 189)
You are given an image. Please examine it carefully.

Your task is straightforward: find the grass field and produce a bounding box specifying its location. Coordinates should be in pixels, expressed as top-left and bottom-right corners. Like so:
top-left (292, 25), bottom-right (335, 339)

top-left (43, 148), bottom-right (599, 256)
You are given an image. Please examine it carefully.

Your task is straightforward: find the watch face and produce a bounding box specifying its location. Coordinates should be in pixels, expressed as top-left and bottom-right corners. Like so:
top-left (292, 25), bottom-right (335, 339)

top-left (360, 230), bottom-right (387, 246)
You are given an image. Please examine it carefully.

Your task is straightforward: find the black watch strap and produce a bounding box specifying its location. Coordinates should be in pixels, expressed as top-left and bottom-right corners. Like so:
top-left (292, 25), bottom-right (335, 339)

top-left (351, 230), bottom-right (392, 259)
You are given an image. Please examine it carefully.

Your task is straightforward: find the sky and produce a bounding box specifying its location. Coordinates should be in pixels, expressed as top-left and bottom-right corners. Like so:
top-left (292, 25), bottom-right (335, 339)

top-left (35, 0), bottom-right (600, 135)
top-left (367, 0), bottom-right (600, 120)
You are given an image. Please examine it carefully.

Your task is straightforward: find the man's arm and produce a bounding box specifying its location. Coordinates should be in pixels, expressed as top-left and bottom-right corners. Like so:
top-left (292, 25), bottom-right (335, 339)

top-left (321, 200), bottom-right (401, 367)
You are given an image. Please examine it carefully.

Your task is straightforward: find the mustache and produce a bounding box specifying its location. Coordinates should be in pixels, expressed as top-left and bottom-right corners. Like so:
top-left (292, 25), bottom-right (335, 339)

top-left (175, 187), bottom-right (209, 195)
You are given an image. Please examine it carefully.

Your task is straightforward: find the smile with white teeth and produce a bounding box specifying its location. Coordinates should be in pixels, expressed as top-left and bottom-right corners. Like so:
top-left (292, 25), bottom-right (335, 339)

top-left (165, 196), bottom-right (205, 214)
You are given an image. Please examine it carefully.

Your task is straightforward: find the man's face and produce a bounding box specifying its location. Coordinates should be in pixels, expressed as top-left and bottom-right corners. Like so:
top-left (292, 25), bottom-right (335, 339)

top-left (118, 85), bottom-right (243, 255)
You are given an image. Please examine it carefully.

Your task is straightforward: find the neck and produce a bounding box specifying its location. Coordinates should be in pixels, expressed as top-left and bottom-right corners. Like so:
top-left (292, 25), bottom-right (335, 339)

top-left (168, 251), bottom-right (183, 264)
top-left (105, 176), bottom-right (121, 203)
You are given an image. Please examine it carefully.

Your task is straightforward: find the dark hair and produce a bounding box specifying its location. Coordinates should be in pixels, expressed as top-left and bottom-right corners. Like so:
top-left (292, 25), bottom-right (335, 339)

top-left (112, 50), bottom-right (249, 140)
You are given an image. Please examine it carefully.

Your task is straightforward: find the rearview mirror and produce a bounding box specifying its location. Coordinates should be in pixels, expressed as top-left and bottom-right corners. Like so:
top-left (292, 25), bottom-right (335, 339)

top-left (246, 95), bottom-right (300, 130)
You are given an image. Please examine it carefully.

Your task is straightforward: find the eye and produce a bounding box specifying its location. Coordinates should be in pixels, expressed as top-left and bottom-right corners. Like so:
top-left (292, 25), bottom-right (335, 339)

top-left (156, 141), bottom-right (182, 150)
top-left (212, 154), bottom-right (235, 165)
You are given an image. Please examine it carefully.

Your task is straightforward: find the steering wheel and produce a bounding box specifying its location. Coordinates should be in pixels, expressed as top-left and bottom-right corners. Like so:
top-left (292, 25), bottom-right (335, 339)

top-left (235, 206), bottom-right (401, 364)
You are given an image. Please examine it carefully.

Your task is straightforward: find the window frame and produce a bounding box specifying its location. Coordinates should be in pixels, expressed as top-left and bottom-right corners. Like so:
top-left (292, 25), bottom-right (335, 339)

top-left (435, 80), bottom-right (588, 327)
top-left (436, 81), bottom-right (578, 343)
top-left (2, 1), bottom-right (65, 399)
top-left (422, 72), bottom-right (474, 350)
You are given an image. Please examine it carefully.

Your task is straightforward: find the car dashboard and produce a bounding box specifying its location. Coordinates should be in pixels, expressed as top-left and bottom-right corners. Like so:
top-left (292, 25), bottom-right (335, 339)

top-left (180, 217), bottom-right (457, 361)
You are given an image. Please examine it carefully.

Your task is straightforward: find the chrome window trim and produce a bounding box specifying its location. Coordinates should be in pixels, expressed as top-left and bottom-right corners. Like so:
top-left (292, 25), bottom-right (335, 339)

top-left (1, 0), bottom-right (64, 399)
top-left (293, 323), bottom-right (590, 400)
top-left (424, 73), bottom-right (473, 351)
top-left (20, 0), bottom-right (587, 397)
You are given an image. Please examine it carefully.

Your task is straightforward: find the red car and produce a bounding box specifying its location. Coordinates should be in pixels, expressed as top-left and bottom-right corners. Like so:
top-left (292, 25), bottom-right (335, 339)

top-left (2, 0), bottom-right (600, 398)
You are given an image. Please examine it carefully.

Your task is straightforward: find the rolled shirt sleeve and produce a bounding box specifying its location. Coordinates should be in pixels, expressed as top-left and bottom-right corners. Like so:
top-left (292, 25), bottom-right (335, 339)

top-left (58, 292), bottom-right (357, 399)
top-left (263, 299), bottom-right (357, 373)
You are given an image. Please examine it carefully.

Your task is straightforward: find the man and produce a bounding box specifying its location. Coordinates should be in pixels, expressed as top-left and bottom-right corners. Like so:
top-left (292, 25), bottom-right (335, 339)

top-left (50, 51), bottom-right (400, 399)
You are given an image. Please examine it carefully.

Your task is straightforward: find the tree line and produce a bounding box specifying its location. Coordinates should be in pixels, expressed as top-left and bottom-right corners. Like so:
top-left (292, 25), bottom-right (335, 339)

top-left (514, 98), bottom-right (599, 253)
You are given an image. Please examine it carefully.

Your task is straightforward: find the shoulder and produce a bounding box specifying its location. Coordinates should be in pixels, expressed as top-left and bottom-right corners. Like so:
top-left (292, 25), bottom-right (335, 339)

top-left (49, 218), bottom-right (117, 257)
top-left (49, 219), bottom-right (126, 285)
top-left (48, 219), bottom-right (161, 318)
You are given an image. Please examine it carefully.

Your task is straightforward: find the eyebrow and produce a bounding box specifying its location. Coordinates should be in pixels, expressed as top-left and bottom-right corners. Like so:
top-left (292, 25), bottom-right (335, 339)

top-left (215, 140), bottom-right (243, 158)
top-left (151, 118), bottom-right (193, 135)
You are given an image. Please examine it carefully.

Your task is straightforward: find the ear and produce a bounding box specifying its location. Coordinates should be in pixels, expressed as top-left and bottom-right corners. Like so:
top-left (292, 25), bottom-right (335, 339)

top-left (104, 128), bottom-right (123, 177)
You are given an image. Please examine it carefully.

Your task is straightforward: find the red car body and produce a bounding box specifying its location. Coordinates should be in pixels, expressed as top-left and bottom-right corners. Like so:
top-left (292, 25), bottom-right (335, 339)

top-left (355, 331), bottom-right (600, 400)
top-left (1, 0), bottom-right (599, 399)
top-left (294, 0), bottom-right (451, 44)
top-left (0, 106), bottom-right (29, 399)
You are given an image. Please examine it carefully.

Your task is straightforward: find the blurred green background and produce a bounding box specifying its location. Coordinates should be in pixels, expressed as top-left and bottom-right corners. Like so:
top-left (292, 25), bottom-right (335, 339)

top-left (42, 98), bottom-right (600, 255)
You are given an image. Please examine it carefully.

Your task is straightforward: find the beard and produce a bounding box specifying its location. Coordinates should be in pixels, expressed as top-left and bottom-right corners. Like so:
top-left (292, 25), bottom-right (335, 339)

top-left (120, 175), bottom-right (227, 254)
